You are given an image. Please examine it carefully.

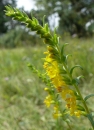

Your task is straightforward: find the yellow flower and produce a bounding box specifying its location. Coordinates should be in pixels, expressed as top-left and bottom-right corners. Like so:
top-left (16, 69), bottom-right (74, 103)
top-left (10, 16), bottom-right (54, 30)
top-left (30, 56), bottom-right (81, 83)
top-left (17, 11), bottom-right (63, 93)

top-left (44, 51), bottom-right (49, 55)
top-left (44, 55), bottom-right (53, 62)
top-left (44, 87), bottom-right (49, 91)
top-left (43, 46), bottom-right (81, 117)
top-left (61, 89), bottom-right (70, 99)
top-left (52, 76), bottom-right (67, 88)
top-left (53, 112), bottom-right (62, 119)
top-left (46, 66), bottom-right (57, 79)
top-left (47, 46), bottom-right (54, 52)
top-left (53, 106), bottom-right (62, 119)
top-left (74, 110), bottom-right (81, 117)
top-left (43, 62), bottom-right (48, 69)
top-left (44, 95), bottom-right (52, 107)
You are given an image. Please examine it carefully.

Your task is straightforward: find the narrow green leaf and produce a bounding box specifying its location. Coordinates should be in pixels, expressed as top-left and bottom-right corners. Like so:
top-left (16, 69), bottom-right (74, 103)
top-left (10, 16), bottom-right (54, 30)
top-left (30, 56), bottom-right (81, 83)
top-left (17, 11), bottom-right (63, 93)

top-left (61, 43), bottom-right (69, 56)
top-left (23, 11), bottom-right (29, 18)
top-left (53, 26), bottom-right (58, 34)
top-left (44, 23), bottom-right (49, 32)
top-left (91, 112), bottom-right (94, 117)
top-left (32, 17), bottom-right (39, 25)
top-left (70, 65), bottom-right (83, 75)
top-left (43, 15), bottom-right (46, 27)
top-left (77, 105), bottom-right (85, 111)
top-left (84, 94), bottom-right (94, 101)
top-left (61, 55), bottom-right (66, 62)
top-left (66, 54), bottom-right (72, 60)
top-left (51, 33), bottom-right (58, 45)
top-left (87, 113), bottom-right (94, 128)
top-left (60, 68), bottom-right (67, 74)
top-left (74, 75), bottom-right (84, 85)
top-left (77, 75), bottom-right (84, 80)
top-left (62, 76), bottom-right (72, 85)
top-left (72, 78), bottom-right (78, 85)
top-left (73, 91), bottom-right (81, 100)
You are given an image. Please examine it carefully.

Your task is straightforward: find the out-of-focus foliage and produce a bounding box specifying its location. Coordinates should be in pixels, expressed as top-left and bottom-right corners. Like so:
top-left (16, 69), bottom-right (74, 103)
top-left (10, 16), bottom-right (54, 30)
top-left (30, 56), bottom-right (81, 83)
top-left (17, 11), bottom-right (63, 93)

top-left (0, 0), bottom-right (16, 34)
top-left (0, 27), bottom-right (43, 48)
top-left (34, 0), bottom-right (94, 37)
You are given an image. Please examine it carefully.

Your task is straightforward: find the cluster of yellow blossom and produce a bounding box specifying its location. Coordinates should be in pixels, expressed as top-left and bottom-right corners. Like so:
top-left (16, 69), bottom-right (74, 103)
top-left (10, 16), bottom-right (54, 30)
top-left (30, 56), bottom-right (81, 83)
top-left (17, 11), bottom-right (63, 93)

top-left (53, 106), bottom-right (62, 119)
top-left (43, 46), bottom-right (81, 118)
top-left (44, 95), bottom-right (53, 107)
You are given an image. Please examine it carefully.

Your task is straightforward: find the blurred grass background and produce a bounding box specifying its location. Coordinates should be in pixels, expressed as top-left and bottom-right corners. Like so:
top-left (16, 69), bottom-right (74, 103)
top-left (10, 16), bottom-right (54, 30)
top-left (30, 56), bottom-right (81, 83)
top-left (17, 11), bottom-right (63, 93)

top-left (0, 36), bottom-right (94, 129)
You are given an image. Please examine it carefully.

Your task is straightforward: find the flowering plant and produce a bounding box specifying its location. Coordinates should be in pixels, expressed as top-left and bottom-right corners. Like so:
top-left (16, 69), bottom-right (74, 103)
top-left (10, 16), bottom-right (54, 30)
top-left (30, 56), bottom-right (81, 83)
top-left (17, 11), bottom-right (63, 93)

top-left (5, 5), bottom-right (94, 129)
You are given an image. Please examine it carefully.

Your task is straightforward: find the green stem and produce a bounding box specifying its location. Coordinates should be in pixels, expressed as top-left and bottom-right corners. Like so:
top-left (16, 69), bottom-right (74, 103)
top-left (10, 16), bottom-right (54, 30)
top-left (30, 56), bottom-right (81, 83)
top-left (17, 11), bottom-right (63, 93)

top-left (74, 84), bottom-right (94, 129)
top-left (63, 63), bottom-right (94, 129)
top-left (74, 83), bottom-right (89, 113)
top-left (66, 121), bottom-right (72, 130)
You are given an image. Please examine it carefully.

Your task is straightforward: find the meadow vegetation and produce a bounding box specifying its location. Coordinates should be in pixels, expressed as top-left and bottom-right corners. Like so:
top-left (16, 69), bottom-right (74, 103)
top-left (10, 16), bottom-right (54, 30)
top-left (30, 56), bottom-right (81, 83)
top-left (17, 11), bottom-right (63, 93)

top-left (0, 36), bottom-right (94, 129)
